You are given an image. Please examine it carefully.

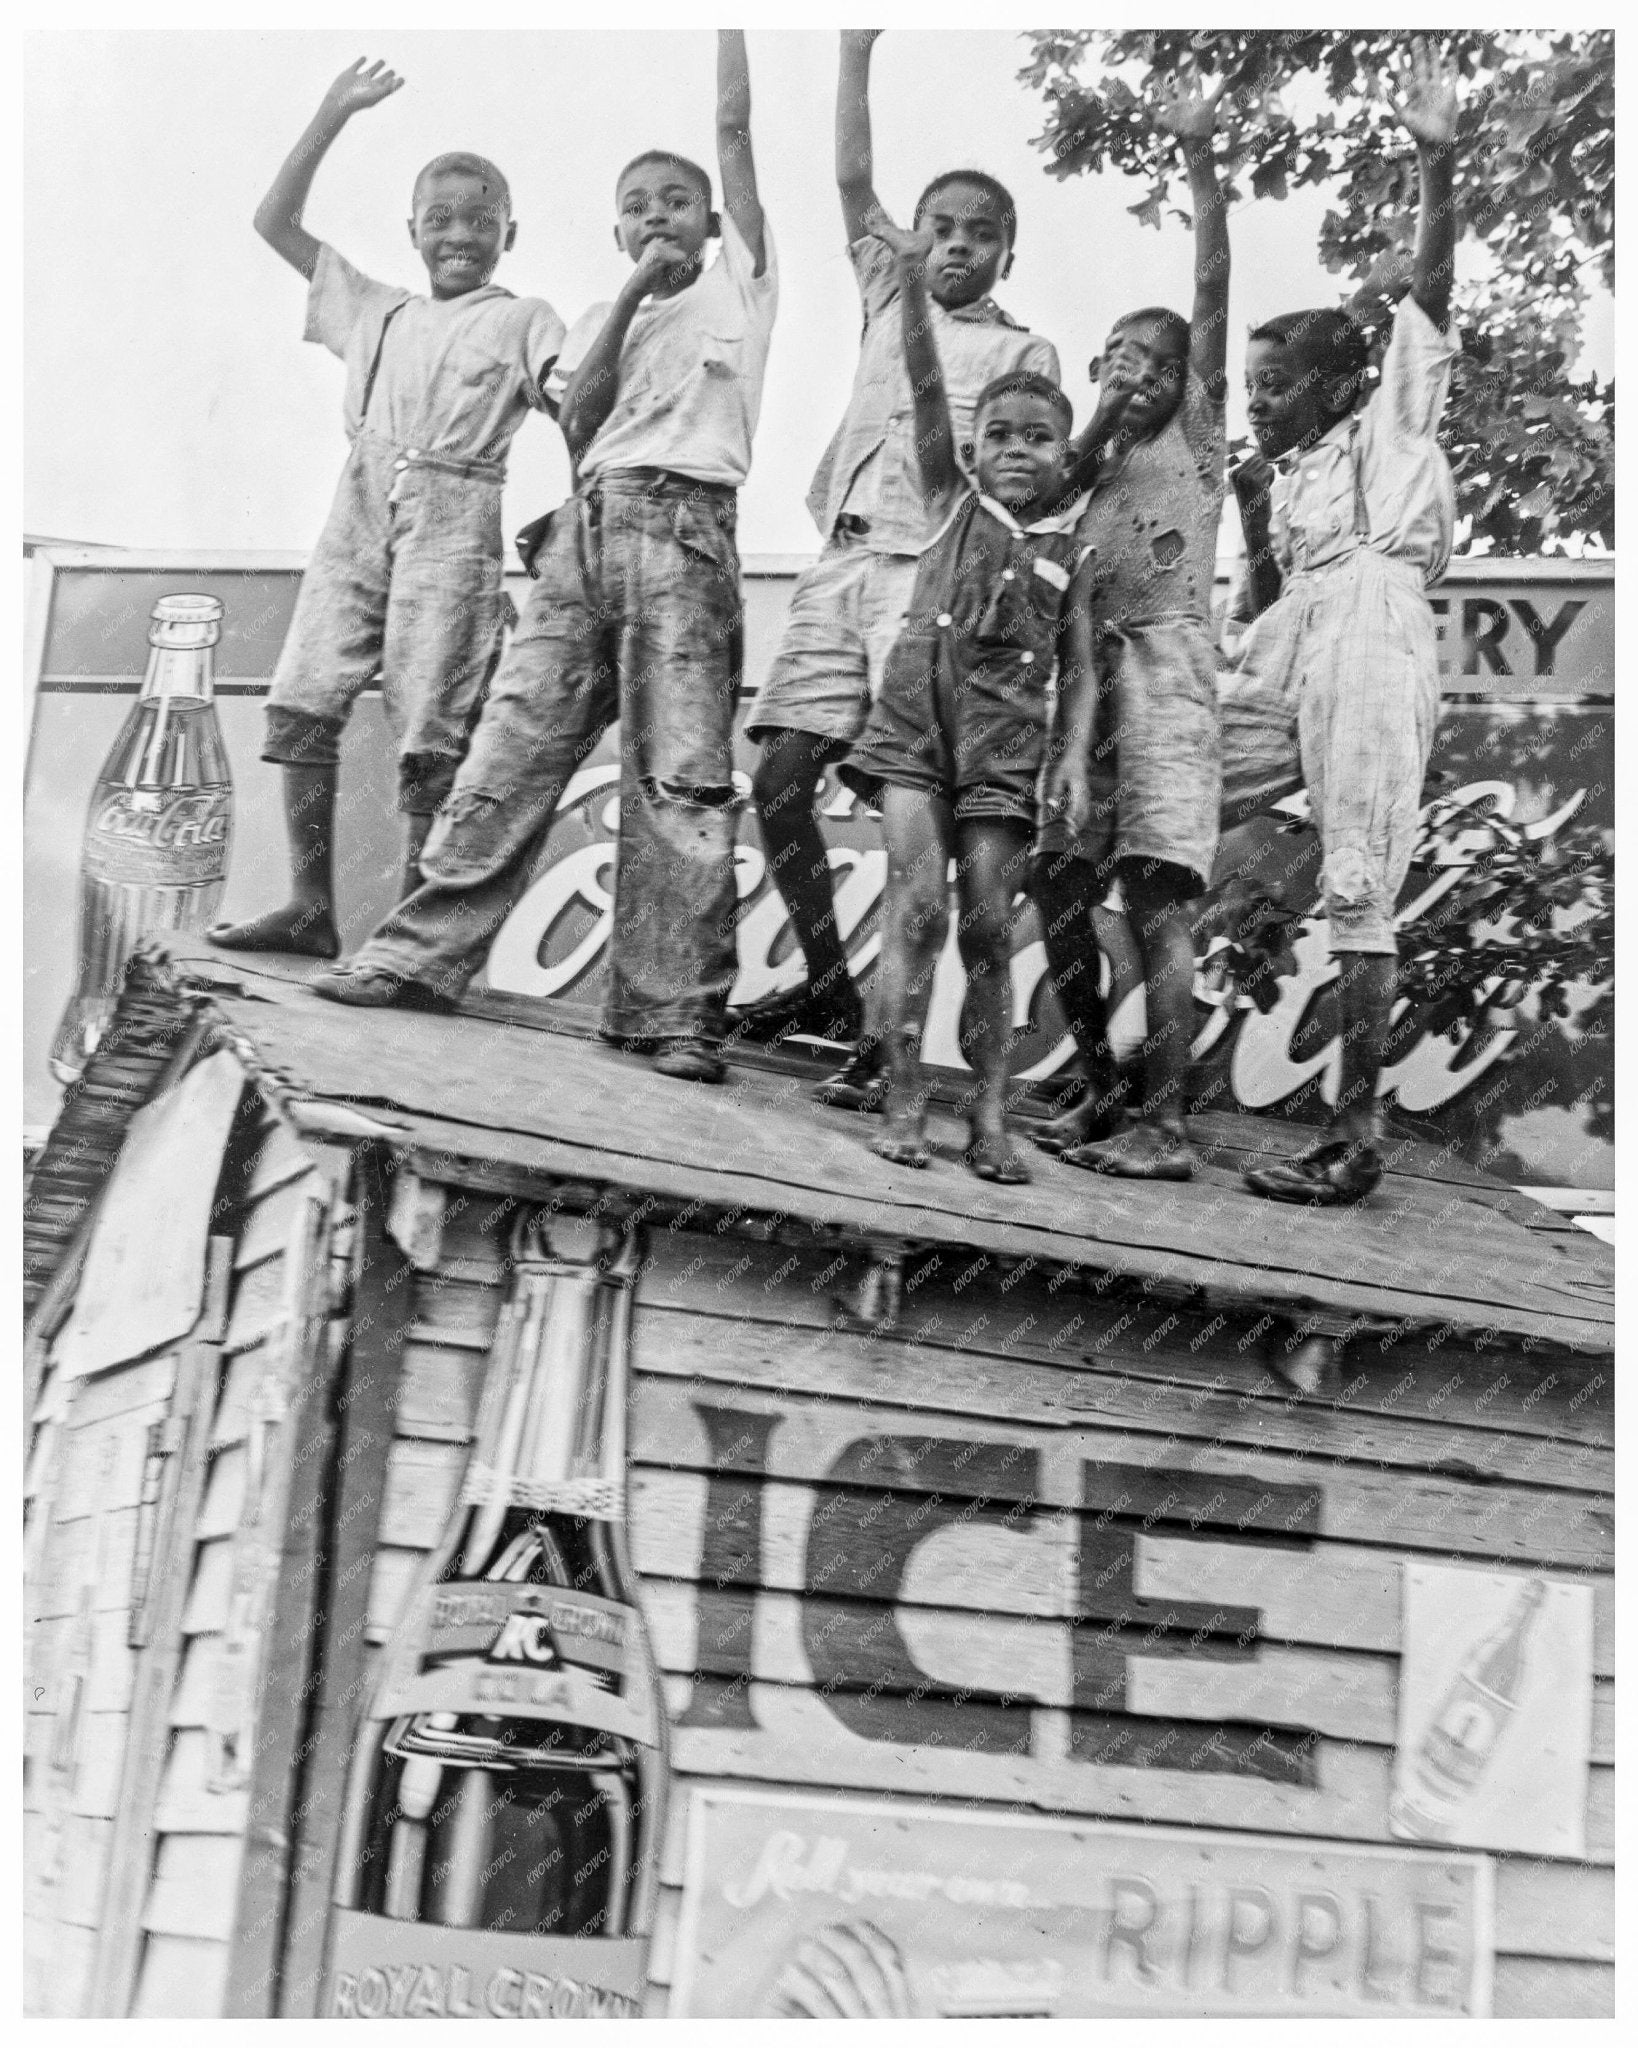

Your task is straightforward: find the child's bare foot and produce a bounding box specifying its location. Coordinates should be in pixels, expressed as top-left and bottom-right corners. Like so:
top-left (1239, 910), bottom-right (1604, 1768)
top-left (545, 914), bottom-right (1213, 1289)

top-left (1029, 1080), bottom-right (1124, 1155)
top-left (965, 1128), bottom-right (1031, 1184)
top-left (872, 1108), bottom-right (930, 1169)
top-left (208, 903), bottom-right (340, 959)
top-left (1064, 1117), bottom-right (1195, 1182)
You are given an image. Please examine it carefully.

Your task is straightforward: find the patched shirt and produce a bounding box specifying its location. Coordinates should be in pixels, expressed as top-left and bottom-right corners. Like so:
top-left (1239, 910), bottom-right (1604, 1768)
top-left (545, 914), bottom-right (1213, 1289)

top-left (305, 243), bottom-right (565, 471)
top-left (552, 214), bottom-right (778, 488)
top-left (1269, 296), bottom-right (1458, 585)
top-left (807, 235), bottom-right (1060, 556)
top-left (1075, 365), bottom-right (1226, 634)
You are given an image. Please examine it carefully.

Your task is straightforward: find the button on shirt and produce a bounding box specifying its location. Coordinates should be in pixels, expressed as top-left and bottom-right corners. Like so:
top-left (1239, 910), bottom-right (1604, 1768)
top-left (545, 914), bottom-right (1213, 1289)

top-left (807, 235), bottom-right (1060, 556)
top-left (551, 215), bottom-right (778, 488)
top-left (305, 244), bottom-right (566, 471)
top-left (1270, 297), bottom-right (1459, 585)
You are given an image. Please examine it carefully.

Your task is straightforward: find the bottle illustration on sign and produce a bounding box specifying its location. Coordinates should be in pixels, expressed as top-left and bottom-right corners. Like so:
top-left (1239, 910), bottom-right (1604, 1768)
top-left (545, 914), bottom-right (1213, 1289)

top-left (50, 593), bottom-right (234, 1083)
top-left (1389, 1576), bottom-right (1545, 1842)
top-left (324, 1214), bottom-right (666, 2020)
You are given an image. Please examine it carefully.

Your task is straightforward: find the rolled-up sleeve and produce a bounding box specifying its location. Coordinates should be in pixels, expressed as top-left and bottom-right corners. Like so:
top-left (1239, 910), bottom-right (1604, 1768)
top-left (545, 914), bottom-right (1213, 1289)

top-left (848, 234), bottom-right (900, 332)
top-left (518, 298), bottom-right (569, 410)
top-left (1378, 296), bottom-right (1459, 441)
top-left (303, 243), bottom-right (407, 360)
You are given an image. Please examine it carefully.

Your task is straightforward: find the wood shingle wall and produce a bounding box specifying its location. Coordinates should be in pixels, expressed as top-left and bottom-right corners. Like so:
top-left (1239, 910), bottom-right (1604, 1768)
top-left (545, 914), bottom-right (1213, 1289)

top-left (24, 1103), bottom-right (335, 2018)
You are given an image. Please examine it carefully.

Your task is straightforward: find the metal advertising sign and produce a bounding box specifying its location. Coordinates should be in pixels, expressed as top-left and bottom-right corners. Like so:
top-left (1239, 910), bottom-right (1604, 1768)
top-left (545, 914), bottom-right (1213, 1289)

top-left (24, 552), bottom-right (1613, 1190)
top-left (669, 1786), bottom-right (1494, 2017)
top-left (1390, 1564), bottom-right (1593, 1858)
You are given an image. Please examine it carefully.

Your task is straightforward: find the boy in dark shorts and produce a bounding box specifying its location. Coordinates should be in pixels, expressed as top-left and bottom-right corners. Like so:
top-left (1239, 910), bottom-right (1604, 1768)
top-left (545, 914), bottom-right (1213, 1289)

top-left (737, 28), bottom-right (1059, 1068)
top-left (313, 33), bottom-right (775, 1084)
top-left (212, 57), bottom-right (564, 960)
top-left (1029, 69), bottom-right (1234, 1183)
top-left (837, 216), bottom-right (1090, 1185)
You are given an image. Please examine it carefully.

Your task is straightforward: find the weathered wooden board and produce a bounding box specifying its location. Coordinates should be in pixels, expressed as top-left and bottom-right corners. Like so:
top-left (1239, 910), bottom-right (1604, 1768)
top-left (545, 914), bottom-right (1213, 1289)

top-left (369, 1455), bottom-right (1616, 1675)
top-left (632, 1234), bottom-right (1614, 1448)
top-left (141, 1835), bottom-right (245, 1943)
top-left (659, 1677), bottom-right (1616, 1862)
top-left (1488, 1957), bottom-right (1615, 2019)
top-left (629, 1307), bottom-right (1614, 1493)
top-left (627, 1377), bottom-right (1614, 1570)
top-left (131, 1933), bottom-right (232, 2019)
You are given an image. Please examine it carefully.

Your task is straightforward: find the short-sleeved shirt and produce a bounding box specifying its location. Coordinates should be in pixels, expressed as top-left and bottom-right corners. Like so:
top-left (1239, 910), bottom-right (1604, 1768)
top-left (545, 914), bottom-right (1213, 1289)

top-left (1075, 365), bottom-right (1226, 633)
top-left (1267, 297), bottom-right (1458, 584)
top-left (807, 235), bottom-right (1061, 556)
top-left (305, 243), bottom-right (566, 471)
top-left (551, 215), bottom-right (778, 488)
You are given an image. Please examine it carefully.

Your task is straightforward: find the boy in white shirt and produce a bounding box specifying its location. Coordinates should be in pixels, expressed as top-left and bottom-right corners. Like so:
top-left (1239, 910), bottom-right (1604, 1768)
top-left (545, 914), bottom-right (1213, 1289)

top-left (212, 57), bottom-right (565, 961)
top-left (316, 33), bottom-right (775, 1084)
top-left (1225, 43), bottom-right (1463, 1205)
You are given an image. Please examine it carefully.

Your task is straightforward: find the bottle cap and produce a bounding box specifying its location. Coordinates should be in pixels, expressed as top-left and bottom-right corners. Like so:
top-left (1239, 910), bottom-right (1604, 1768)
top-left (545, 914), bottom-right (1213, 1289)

top-left (149, 592), bottom-right (223, 648)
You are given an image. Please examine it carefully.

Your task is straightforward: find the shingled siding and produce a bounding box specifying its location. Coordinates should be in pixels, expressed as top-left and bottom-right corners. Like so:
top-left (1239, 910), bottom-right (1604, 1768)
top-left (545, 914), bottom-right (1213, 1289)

top-left (23, 1102), bottom-right (333, 2019)
top-left (362, 1197), bottom-right (1613, 2020)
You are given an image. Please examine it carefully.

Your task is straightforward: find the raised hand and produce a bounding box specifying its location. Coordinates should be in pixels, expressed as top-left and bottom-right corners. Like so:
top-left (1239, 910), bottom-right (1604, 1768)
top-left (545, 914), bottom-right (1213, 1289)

top-left (867, 208), bottom-right (935, 267)
top-left (1390, 38), bottom-right (1459, 151)
top-left (321, 57), bottom-right (405, 121)
top-left (1151, 69), bottom-right (1229, 147)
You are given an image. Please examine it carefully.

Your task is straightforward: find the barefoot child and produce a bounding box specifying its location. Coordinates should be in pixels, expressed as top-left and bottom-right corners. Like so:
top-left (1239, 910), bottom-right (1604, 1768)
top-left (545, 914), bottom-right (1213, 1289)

top-left (1230, 42), bottom-right (1463, 1205)
top-left (212, 58), bottom-right (565, 960)
top-left (836, 216), bottom-right (1090, 1185)
top-left (314, 33), bottom-right (775, 1083)
top-left (1033, 69), bottom-right (1234, 1183)
top-left (737, 28), bottom-right (1059, 1083)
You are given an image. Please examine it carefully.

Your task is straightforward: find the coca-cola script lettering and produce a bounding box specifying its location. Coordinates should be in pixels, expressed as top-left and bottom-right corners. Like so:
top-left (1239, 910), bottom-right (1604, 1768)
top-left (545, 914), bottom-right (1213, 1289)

top-left (86, 786), bottom-right (231, 885)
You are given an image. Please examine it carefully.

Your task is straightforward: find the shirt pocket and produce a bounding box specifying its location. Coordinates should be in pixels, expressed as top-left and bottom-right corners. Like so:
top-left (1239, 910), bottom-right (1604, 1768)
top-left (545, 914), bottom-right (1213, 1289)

top-left (700, 327), bottom-right (746, 382)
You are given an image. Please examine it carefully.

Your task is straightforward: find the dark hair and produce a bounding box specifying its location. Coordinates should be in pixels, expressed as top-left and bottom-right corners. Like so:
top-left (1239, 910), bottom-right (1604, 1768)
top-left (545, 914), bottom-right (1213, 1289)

top-left (1107, 306), bottom-right (1190, 359)
top-left (913, 169), bottom-right (1018, 246)
top-left (975, 370), bottom-right (1072, 434)
top-left (616, 150), bottom-right (714, 211)
top-left (413, 153), bottom-right (511, 213)
top-left (1249, 307), bottom-right (1370, 394)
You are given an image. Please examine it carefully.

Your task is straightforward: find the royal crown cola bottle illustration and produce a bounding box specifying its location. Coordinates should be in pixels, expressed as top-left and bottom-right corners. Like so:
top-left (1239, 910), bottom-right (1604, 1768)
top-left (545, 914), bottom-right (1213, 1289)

top-left (324, 1214), bottom-right (667, 2020)
top-left (50, 593), bottom-right (234, 1083)
top-left (1389, 1576), bottom-right (1546, 1842)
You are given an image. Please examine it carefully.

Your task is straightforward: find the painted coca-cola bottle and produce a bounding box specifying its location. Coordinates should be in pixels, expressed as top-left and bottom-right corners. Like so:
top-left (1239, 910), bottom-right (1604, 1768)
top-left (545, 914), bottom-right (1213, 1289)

top-left (50, 593), bottom-right (233, 1083)
top-left (1389, 1576), bottom-right (1546, 1842)
top-left (324, 1214), bottom-right (666, 2021)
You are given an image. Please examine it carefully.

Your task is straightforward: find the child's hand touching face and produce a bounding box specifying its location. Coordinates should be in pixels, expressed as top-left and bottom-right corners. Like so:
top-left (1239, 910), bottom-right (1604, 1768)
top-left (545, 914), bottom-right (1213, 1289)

top-left (867, 209), bottom-right (936, 272)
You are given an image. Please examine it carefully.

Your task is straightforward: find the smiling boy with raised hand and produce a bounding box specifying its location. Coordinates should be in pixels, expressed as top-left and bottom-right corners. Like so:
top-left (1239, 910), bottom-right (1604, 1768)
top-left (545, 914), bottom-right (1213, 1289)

top-left (836, 212), bottom-right (1089, 1187)
top-left (212, 58), bottom-right (565, 962)
top-left (737, 28), bottom-right (1060, 1093)
top-left (315, 33), bottom-right (775, 1086)
top-left (1225, 42), bottom-right (1464, 1207)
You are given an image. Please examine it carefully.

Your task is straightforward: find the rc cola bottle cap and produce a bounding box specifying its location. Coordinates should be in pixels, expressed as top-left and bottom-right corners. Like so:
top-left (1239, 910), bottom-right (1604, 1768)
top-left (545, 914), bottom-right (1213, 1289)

top-left (149, 592), bottom-right (223, 648)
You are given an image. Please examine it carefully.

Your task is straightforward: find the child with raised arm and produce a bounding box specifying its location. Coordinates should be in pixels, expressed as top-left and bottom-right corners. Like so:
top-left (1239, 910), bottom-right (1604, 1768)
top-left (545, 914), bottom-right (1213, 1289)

top-left (211, 58), bottom-right (565, 960)
top-left (836, 215), bottom-right (1090, 1185)
top-left (1224, 44), bottom-right (1462, 1206)
top-left (314, 32), bottom-right (775, 1084)
top-left (737, 28), bottom-right (1060, 1089)
top-left (1030, 69), bottom-right (1234, 1184)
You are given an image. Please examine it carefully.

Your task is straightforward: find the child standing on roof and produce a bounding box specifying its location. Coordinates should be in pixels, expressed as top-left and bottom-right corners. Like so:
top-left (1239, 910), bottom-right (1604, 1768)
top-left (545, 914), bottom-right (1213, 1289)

top-left (1030, 68), bottom-right (1236, 1185)
top-left (1226, 43), bottom-right (1463, 1207)
top-left (736, 29), bottom-right (1060, 1093)
top-left (313, 32), bottom-right (775, 1085)
top-left (836, 213), bottom-right (1090, 1186)
top-left (211, 58), bottom-right (565, 961)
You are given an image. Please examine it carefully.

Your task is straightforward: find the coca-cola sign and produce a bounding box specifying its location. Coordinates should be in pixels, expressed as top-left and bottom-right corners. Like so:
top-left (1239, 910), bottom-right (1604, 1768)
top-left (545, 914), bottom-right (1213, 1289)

top-left (86, 785), bottom-right (231, 885)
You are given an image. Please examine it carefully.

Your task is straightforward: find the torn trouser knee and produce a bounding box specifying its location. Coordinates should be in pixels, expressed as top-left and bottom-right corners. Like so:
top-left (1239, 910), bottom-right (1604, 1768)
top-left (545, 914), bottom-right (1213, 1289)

top-left (263, 703), bottom-right (345, 769)
top-left (398, 749), bottom-right (464, 816)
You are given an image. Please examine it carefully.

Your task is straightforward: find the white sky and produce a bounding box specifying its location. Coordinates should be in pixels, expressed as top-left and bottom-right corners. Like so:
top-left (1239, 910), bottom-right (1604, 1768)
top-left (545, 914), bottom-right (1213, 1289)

top-left (25, 22), bottom-right (1614, 559)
